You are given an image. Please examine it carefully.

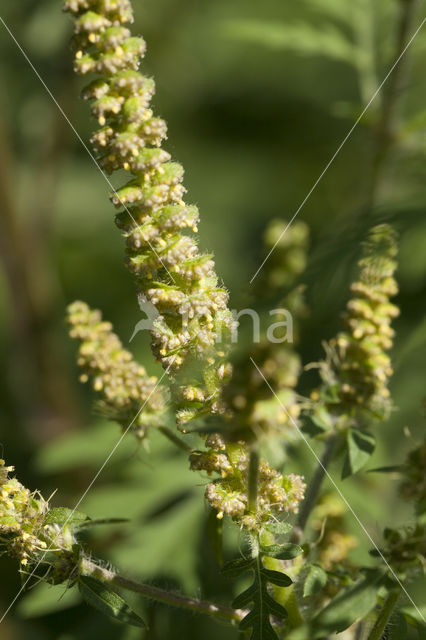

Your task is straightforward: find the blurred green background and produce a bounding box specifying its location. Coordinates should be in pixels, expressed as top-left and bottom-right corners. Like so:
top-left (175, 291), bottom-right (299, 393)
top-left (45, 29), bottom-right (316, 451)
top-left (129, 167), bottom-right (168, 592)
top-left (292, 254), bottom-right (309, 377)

top-left (0, 0), bottom-right (425, 638)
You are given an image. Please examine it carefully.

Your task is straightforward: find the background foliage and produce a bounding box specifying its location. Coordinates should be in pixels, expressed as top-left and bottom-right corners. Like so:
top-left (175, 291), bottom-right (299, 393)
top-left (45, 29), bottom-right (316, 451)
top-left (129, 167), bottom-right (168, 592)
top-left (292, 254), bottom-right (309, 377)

top-left (0, 0), bottom-right (425, 638)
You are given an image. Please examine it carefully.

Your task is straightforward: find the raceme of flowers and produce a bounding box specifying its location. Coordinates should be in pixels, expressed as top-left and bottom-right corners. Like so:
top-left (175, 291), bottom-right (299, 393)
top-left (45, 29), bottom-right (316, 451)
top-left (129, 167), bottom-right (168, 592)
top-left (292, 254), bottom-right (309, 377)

top-left (63, 0), bottom-right (235, 425)
top-left (316, 224), bottom-right (399, 425)
top-left (67, 301), bottom-right (167, 439)
top-left (190, 433), bottom-right (306, 530)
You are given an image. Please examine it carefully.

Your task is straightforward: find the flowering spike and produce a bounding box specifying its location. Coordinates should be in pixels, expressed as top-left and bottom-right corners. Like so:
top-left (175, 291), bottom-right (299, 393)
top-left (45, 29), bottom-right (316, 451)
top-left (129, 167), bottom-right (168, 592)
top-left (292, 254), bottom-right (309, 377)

top-left (64, 0), bottom-right (234, 424)
top-left (67, 301), bottom-right (167, 438)
top-left (316, 224), bottom-right (399, 424)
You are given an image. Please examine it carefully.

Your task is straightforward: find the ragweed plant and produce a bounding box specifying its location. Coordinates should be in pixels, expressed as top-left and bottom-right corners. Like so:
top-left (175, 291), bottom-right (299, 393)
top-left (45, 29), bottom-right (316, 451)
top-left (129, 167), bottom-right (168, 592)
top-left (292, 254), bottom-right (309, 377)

top-left (2, 0), bottom-right (426, 638)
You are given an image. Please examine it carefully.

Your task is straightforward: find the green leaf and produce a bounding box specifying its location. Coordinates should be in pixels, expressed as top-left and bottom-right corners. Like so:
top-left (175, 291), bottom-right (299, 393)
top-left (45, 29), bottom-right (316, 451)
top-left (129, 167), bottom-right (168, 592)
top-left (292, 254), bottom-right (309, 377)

top-left (262, 543), bottom-right (303, 560)
top-left (342, 429), bottom-right (376, 478)
top-left (311, 405), bottom-right (333, 431)
top-left (221, 557), bottom-right (254, 578)
top-left (232, 584), bottom-right (257, 609)
top-left (303, 564), bottom-right (328, 597)
top-left (239, 609), bottom-right (257, 631)
top-left (263, 521), bottom-right (293, 535)
top-left (78, 576), bottom-right (146, 628)
top-left (261, 569), bottom-right (292, 587)
top-left (312, 570), bottom-right (384, 634)
top-left (263, 591), bottom-right (288, 619)
top-left (44, 508), bottom-right (89, 530)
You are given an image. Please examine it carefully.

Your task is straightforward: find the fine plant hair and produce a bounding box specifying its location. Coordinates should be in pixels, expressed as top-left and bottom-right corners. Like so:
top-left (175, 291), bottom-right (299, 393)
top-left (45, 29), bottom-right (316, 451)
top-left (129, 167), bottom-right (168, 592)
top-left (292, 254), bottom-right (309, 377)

top-left (1, 0), bottom-right (426, 639)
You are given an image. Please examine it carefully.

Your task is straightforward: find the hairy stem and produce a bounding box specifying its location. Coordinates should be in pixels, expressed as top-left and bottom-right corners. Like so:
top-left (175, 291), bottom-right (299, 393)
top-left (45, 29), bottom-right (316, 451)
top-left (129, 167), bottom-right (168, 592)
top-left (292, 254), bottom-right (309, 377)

top-left (366, 588), bottom-right (402, 640)
top-left (293, 433), bottom-right (339, 540)
top-left (82, 559), bottom-right (245, 623)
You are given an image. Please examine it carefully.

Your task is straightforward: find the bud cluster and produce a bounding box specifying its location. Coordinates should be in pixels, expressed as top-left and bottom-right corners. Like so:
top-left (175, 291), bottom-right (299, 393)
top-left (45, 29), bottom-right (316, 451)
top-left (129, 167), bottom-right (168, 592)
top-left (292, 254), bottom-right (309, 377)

top-left (190, 434), bottom-right (306, 530)
top-left (64, 0), bottom-right (234, 424)
top-left (67, 300), bottom-right (166, 438)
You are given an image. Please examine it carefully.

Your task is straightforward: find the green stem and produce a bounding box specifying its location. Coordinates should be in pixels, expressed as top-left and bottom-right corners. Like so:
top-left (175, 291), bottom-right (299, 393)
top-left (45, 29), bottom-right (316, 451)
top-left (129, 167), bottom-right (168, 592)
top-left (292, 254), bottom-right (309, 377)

top-left (260, 531), bottom-right (304, 628)
top-left (366, 588), bottom-right (402, 640)
top-left (82, 559), bottom-right (245, 623)
top-left (293, 433), bottom-right (339, 540)
top-left (248, 447), bottom-right (260, 513)
top-left (158, 425), bottom-right (192, 452)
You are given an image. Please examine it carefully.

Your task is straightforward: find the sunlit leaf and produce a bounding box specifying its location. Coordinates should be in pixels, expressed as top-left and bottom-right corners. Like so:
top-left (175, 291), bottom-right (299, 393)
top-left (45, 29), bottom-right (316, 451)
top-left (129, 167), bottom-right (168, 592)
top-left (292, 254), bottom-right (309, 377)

top-left (342, 429), bottom-right (376, 478)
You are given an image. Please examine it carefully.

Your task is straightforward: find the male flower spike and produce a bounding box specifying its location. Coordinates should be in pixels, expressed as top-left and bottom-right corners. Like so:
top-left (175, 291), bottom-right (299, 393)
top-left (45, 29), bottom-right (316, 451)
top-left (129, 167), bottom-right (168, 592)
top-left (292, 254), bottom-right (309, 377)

top-left (64, 0), bottom-right (235, 425)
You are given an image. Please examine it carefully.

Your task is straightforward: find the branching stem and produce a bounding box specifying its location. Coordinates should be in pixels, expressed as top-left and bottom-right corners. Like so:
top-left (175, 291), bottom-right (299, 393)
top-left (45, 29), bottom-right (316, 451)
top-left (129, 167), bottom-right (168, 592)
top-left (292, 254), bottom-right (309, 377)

top-left (82, 559), bottom-right (245, 623)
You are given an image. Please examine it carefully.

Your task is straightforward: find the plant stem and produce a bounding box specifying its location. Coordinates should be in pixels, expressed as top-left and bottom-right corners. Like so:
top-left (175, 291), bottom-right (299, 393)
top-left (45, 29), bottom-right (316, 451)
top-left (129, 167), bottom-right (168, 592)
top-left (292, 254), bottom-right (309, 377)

top-left (158, 425), bottom-right (192, 452)
top-left (293, 433), bottom-right (339, 540)
top-left (248, 447), bottom-right (260, 513)
top-left (82, 559), bottom-right (245, 623)
top-left (366, 588), bottom-right (402, 640)
top-left (260, 531), bottom-right (304, 627)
